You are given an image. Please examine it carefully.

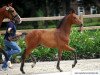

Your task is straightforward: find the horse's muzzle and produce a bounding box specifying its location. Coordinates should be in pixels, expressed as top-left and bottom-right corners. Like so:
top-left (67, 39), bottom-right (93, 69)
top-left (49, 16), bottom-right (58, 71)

top-left (78, 24), bottom-right (83, 32)
top-left (80, 24), bottom-right (83, 27)
top-left (13, 15), bottom-right (22, 24)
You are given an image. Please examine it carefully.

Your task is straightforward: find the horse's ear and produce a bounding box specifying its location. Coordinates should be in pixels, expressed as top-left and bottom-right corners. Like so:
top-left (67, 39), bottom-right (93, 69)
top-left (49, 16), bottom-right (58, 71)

top-left (69, 8), bottom-right (75, 14)
top-left (70, 10), bottom-right (75, 14)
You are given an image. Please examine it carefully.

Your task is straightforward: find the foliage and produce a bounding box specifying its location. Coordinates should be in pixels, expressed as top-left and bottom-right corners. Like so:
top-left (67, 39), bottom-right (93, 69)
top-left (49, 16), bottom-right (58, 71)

top-left (32, 46), bottom-right (57, 61)
top-left (0, 35), bottom-right (4, 46)
top-left (36, 9), bottom-right (45, 29)
top-left (70, 29), bottom-right (100, 59)
top-left (84, 18), bottom-right (100, 26)
top-left (0, 29), bottom-right (100, 62)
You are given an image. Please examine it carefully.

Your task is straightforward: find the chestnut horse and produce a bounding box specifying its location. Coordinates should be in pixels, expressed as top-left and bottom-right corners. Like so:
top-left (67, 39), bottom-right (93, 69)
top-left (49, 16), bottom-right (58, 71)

top-left (20, 8), bottom-right (83, 74)
top-left (0, 6), bottom-right (22, 61)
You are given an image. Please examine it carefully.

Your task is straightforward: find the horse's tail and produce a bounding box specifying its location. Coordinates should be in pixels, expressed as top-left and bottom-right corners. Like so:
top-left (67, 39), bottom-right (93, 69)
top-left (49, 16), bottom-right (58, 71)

top-left (20, 32), bottom-right (27, 39)
top-left (22, 32), bottom-right (27, 36)
top-left (0, 47), bottom-right (9, 61)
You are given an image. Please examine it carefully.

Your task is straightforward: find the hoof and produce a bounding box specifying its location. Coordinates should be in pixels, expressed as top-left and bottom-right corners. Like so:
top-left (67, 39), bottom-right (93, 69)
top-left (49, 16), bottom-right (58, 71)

top-left (20, 68), bottom-right (25, 74)
top-left (72, 61), bottom-right (77, 68)
top-left (72, 64), bottom-right (75, 68)
top-left (31, 63), bottom-right (36, 68)
top-left (57, 67), bottom-right (63, 72)
top-left (59, 69), bottom-right (63, 72)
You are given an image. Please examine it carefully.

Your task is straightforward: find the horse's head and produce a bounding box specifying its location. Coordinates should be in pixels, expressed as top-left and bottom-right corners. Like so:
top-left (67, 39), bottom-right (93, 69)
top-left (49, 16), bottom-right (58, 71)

top-left (67, 8), bottom-right (83, 32)
top-left (4, 6), bottom-right (22, 24)
top-left (0, 6), bottom-right (22, 26)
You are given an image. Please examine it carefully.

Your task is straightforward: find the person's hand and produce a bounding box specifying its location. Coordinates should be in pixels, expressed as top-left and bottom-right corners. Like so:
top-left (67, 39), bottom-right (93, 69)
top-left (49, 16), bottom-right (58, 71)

top-left (8, 36), bottom-right (13, 41)
top-left (8, 36), bottom-right (19, 41)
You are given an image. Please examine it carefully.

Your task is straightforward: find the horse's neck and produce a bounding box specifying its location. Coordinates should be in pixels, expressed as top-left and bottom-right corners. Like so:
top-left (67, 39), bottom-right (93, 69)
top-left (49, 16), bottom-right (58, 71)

top-left (0, 13), bottom-right (4, 26)
top-left (0, 6), bottom-right (7, 26)
top-left (59, 20), bottom-right (72, 36)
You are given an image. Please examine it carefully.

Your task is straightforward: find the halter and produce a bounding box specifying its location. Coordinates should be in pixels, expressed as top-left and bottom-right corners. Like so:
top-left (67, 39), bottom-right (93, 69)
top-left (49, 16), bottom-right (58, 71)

top-left (12, 14), bottom-right (21, 24)
top-left (12, 14), bottom-right (19, 20)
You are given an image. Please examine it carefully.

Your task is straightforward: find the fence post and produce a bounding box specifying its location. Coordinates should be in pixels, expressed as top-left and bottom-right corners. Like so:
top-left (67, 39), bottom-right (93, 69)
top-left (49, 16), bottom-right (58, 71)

top-left (79, 12), bottom-right (83, 24)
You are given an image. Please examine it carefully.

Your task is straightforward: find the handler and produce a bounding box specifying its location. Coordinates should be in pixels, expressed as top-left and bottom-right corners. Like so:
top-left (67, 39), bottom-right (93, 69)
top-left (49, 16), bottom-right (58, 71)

top-left (2, 10), bottom-right (22, 71)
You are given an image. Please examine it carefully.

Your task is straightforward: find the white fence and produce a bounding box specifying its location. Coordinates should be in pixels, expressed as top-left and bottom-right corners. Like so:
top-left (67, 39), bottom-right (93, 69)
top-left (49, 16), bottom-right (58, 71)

top-left (3, 14), bottom-right (100, 22)
top-left (1, 14), bottom-right (100, 34)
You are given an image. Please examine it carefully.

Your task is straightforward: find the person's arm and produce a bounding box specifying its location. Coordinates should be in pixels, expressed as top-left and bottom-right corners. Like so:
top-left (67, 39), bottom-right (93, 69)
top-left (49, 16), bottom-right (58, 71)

top-left (8, 28), bottom-right (22, 41)
top-left (7, 27), bottom-right (16, 41)
top-left (7, 27), bottom-right (14, 41)
top-left (8, 34), bottom-right (22, 41)
top-left (7, 27), bottom-right (12, 33)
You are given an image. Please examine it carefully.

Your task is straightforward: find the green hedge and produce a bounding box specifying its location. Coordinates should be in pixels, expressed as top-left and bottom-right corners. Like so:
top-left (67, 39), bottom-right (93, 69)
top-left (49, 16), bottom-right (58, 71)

top-left (70, 29), bottom-right (100, 59)
top-left (0, 29), bottom-right (100, 62)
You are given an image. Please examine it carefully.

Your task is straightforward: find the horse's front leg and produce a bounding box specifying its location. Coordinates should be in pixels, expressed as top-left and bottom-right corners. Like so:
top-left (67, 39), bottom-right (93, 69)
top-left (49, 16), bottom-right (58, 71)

top-left (56, 49), bottom-right (63, 72)
top-left (65, 45), bottom-right (77, 68)
top-left (72, 50), bottom-right (77, 68)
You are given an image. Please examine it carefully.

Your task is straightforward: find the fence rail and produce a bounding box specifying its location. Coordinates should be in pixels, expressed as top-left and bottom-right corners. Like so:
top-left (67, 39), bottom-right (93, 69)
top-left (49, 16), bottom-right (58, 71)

top-left (0, 26), bottom-right (100, 35)
top-left (1, 14), bottom-right (100, 34)
top-left (3, 14), bottom-right (100, 22)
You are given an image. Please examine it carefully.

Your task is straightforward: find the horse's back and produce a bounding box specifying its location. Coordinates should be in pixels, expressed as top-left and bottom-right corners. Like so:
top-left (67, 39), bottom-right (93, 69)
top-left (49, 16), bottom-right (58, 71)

top-left (25, 28), bottom-right (58, 48)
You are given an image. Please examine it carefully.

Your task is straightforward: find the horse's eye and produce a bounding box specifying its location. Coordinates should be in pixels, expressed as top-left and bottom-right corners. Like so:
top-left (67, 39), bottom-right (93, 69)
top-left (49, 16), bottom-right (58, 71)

top-left (11, 10), bottom-right (14, 12)
top-left (9, 9), bottom-right (14, 12)
top-left (9, 7), bottom-right (14, 12)
top-left (74, 17), bottom-right (76, 19)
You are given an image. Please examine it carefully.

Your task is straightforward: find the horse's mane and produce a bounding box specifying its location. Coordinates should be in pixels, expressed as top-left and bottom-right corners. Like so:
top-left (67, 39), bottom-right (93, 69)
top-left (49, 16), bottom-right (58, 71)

top-left (57, 16), bottom-right (66, 29)
top-left (57, 8), bottom-right (75, 29)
